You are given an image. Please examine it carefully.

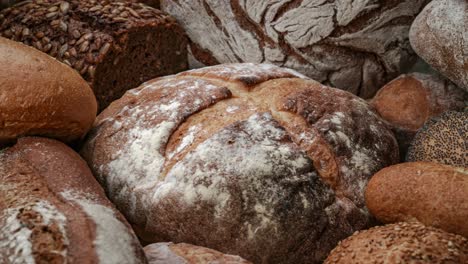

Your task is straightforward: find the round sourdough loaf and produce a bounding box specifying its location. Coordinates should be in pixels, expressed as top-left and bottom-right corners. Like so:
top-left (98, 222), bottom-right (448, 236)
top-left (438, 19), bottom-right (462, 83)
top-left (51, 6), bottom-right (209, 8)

top-left (0, 137), bottom-right (146, 263)
top-left (324, 222), bottom-right (468, 264)
top-left (0, 37), bottom-right (97, 147)
top-left (81, 63), bottom-right (399, 263)
top-left (410, 0), bottom-right (468, 92)
top-left (144, 243), bottom-right (251, 264)
top-left (366, 162), bottom-right (468, 238)
top-left (160, 0), bottom-right (429, 98)
top-left (370, 73), bottom-right (466, 157)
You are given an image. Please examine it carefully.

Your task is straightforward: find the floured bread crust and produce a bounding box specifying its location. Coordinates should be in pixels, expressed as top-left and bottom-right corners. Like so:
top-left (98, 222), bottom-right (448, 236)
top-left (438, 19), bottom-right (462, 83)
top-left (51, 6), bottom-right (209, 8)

top-left (82, 63), bottom-right (399, 263)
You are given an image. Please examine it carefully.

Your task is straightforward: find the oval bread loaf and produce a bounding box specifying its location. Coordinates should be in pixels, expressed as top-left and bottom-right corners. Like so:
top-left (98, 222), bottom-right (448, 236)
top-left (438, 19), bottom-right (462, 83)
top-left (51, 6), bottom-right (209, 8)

top-left (81, 63), bottom-right (399, 263)
top-left (366, 161), bottom-right (468, 237)
top-left (0, 137), bottom-right (147, 264)
top-left (0, 37), bottom-right (97, 147)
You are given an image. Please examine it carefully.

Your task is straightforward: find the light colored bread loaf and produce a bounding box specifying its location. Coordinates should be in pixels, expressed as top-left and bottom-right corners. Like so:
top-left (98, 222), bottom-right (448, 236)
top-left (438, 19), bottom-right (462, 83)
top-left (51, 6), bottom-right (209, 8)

top-left (0, 137), bottom-right (146, 263)
top-left (81, 63), bottom-right (399, 263)
top-left (410, 0), bottom-right (468, 92)
top-left (324, 221), bottom-right (468, 264)
top-left (371, 73), bottom-right (466, 157)
top-left (144, 243), bottom-right (251, 264)
top-left (161, 0), bottom-right (429, 98)
top-left (0, 37), bottom-right (97, 147)
top-left (366, 161), bottom-right (468, 237)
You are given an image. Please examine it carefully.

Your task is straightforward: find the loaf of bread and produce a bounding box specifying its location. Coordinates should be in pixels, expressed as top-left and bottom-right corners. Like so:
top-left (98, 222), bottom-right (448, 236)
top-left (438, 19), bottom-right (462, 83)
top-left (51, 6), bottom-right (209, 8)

top-left (160, 0), bottom-right (428, 98)
top-left (371, 73), bottom-right (466, 157)
top-left (324, 221), bottom-right (468, 264)
top-left (144, 243), bottom-right (251, 264)
top-left (407, 111), bottom-right (467, 167)
top-left (366, 162), bottom-right (468, 237)
top-left (81, 63), bottom-right (399, 263)
top-left (0, 137), bottom-right (147, 263)
top-left (410, 0), bottom-right (468, 92)
top-left (0, 0), bottom-right (187, 110)
top-left (0, 37), bottom-right (96, 147)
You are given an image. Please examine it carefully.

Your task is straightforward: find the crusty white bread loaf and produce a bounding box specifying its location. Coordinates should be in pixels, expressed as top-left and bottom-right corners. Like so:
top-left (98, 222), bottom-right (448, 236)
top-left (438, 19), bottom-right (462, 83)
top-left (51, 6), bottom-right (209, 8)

top-left (0, 137), bottom-right (146, 263)
top-left (324, 221), bottom-right (468, 264)
top-left (81, 63), bottom-right (399, 263)
top-left (370, 73), bottom-right (466, 157)
top-left (366, 162), bottom-right (468, 237)
top-left (410, 0), bottom-right (468, 92)
top-left (161, 0), bottom-right (429, 98)
top-left (144, 243), bottom-right (251, 264)
top-left (0, 37), bottom-right (97, 147)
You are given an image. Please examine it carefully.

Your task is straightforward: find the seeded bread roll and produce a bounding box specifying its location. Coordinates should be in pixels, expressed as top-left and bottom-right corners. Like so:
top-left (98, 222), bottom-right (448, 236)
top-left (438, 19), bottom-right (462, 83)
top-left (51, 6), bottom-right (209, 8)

top-left (0, 37), bottom-right (96, 147)
top-left (144, 243), bottom-right (251, 264)
top-left (161, 0), bottom-right (429, 98)
top-left (410, 0), bottom-right (468, 92)
top-left (366, 162), bottom-right (468, 237)
top-left (81, 63), bottom-right (399, 263)
top-left (0, 0), bottom-right (187, 111)
top-left (324, 221), bottom-right (468, 264)
top-left (0, 137), bottom-right (147, 264)
top-left (371, 73), bottom-right (467, 157)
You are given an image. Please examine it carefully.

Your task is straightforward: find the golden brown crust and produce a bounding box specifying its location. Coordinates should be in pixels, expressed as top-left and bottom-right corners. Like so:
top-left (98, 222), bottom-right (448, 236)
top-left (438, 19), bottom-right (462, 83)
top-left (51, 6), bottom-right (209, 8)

top-left (0, 37), bottom-right (97, 147)
top-left (324, 221), bottom-right (468, 264)
top-left (366, 161), bottom-right (468, 237)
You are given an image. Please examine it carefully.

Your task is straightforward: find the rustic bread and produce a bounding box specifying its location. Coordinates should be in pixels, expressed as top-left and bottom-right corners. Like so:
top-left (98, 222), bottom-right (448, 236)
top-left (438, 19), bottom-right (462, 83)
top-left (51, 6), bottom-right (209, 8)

top-left (0, 137), bottom-right (146, 263)
top-left (366, 162), bottom-right (468, 237)
top-left (324, 221), bottom-right (468, 264)
top-left (144, 243), bottom-right (251, 264)
top-left (371, 73), bottom-right (466, 157)
top-left (407, 111), bottom-right (467, 167)
top-left (410, 0), bottom-right (468, 92)
top-left (160, 0), bottom-right (429, 98)
top-left (81, 63), bottom-right (399, 263)
top-left (0, 0), bottom-right (187, 111)
top-left (0, 37), bottom-right (96, 147)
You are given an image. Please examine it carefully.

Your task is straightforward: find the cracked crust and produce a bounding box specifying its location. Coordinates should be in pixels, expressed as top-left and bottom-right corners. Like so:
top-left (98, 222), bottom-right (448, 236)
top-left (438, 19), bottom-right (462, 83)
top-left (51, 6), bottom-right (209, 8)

top-left (161, 0), bottom-right (428, 98)
top-left (81, 63), bottom-right (399, 263)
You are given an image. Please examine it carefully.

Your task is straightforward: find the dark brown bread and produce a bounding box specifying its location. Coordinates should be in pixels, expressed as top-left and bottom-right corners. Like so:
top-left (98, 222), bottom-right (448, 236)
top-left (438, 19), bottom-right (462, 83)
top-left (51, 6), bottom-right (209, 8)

top-left (132, 0), bottom-right (159, 9)
top-left (371, 73), bottom-right (466, 158)
top-left (0, 0), bottom-right (187, 110)
top-left (324, 222), bottom-right (468, 264)
top-left (0, 37), bottom-right (96, 147)
top-left (81, 63), bottom-right (399, 263)
top-left (144, 243), bottom-right (251, 264)
top-left (366, 162), bottom-right (468, 237)
top-left (0, 137), bottom-right (147, 263)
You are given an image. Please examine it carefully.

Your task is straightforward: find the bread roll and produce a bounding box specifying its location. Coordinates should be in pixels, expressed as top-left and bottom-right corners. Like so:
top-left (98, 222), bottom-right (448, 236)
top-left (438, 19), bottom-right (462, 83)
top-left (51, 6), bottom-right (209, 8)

top-left (324, 221), bottom-right (468, 264)
top-left (407, 111), bottom-right (467, 167)
top-left (161, 0), bottom-right (429, 98)
top-left (410, 0), bottom-right (468, 92)
top-left (366, 162), bottom-right (468, 237)
top-left (0, 37), bottom-right (96, 147)
top-left (0, 137), bottom-right (146, 263)
top-left (0, 0), bottom-right (187, 110)
top-left (371, 73), bottom-right (466, 157)
top-left (144, 243), bottom-right (251, 264)
top-left (81, 63), bottom-right (399, 263)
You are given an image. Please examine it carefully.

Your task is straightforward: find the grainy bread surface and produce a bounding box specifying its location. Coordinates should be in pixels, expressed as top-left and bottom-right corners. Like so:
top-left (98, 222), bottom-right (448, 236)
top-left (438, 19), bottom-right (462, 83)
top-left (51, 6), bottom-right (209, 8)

top-left (81, 63), bottom-right (399, 263)
top-left (161, 0), bottom-right (429, 98)
top-left (0, 37), bottom-right (96, 147)
top-left (366, 162), bottom-right (468, 237)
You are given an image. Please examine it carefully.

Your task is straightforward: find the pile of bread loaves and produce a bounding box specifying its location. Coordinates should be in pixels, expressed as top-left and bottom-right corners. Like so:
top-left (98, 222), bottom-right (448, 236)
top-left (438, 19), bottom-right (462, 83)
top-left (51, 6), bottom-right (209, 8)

top-left (0, 1), bottom-right (466, 263)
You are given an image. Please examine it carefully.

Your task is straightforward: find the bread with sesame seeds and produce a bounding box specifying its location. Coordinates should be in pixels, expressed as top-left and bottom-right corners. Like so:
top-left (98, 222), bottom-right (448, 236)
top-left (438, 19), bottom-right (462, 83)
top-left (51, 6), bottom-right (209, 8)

top-left (0, 0), bottom-right (187, 111)
top-left (81, 63), bottom-right (399, 263)
top-left (324, 221), bottom-right (468, 264)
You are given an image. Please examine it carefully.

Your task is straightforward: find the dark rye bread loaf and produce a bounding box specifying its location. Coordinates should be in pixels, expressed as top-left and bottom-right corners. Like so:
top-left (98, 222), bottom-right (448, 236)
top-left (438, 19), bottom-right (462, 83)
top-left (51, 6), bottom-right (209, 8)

top-left (81, 63), bottom-right (399, 263)
top-left (0, 0), bottom-right (187, 110)
top-left (161, 0), bottom-right (429, 98)
top-left (0, 137), bottom-right (147, 263)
